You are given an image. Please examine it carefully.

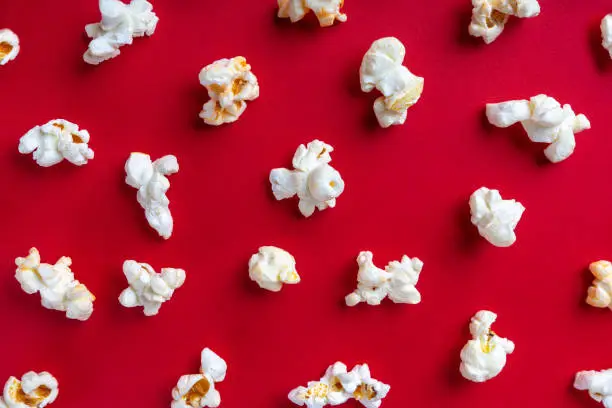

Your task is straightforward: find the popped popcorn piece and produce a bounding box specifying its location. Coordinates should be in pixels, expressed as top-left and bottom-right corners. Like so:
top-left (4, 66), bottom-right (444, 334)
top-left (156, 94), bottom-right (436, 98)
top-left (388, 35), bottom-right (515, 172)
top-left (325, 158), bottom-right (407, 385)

top-left (288, 362), bottom-right (390, 408)
top-left (345, 251), bottom-right (424, 307)
top-left (83, 0), bottom-right (158, 65)
top-left (0, 29), bottom-right (19, 65)
top-left (575, 369), bottom-right (612, 407)
top-left (360, 37), bottom-right (424, 128)
top-left (199, 57), bottom-right (259, 126)
top-left (172, 348), bottom-right (227, 408)
top-left (486, 94), bottom-right (590, 163)
top-left (125, 152), bottom-right (178, 239)
top-left (469, 0), bottom-right (540, 44)
top-left (586, 261), bottom-right (612, 309)
top-left (15, 248), bottom-right (95, 321)
top-left (277, 0), bottom-right (347, 27)
top-left (460, 310), bottom-right (515, 382)
top-left (18, 119), bottom-right (94, 167)
top-left (469, 187), bottom-right (525, 247)
top-left (119, 260), bottom-right (185, 316)
top-left (270, 140), bottom-right (345, 217)
top-left (602, 15), bottom-right (612, 59)
top-left (0, 372), bottom-right (59, 408)
top-left (248, 246), bottom-right (300, 292)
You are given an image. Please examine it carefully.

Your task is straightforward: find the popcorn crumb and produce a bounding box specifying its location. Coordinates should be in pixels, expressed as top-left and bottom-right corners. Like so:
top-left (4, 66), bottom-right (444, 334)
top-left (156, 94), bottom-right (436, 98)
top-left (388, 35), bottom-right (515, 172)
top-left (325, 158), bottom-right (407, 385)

top-left (0, 29), bottom-right (19, 65)
top-left (602, 14), bottom-right (612, 59)
top-left (249, 246), bottom-right (300, 292)
top-left (278, 0), bottom-right (347, 27)
top-left (575, 369), bottom-right (612, 407)
top-left (586, 261), bottom-right (612, 309)
top-left (0, 372), bottom-right (59, 408)
top-left (172, 348), bottom-right (227, 408)
top-left (469, 0), bottom-right (540, 44)
top-left (469, 187), bottom-right (525, 247)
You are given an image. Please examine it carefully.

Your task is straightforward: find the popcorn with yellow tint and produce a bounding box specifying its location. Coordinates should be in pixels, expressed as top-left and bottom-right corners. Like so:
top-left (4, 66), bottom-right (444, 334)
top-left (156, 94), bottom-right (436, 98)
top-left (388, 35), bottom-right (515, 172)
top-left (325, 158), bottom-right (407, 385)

top-left (469, 0), bottom-right (540, 44)
top-left (0, 372), bottom-right (58, 408)
top-left (199, 57), bottom-right (259, 126)
top-left (586, 261), bottom-right (612, 309)
top-left (345, 251), bottom-right (424, 307)
top-left (602, 15), bottom-right (612, 59)
top-left (15, 248), bottom-right (95, 321)
top-left (19, 119), bottom-right (94, 167)
top-left (270, 140), bottom-right (345, 217)
top-left (172, 348), bottom-right (227, 408)
top-left (360, 37), bottom-right (424, 128)
top-left (574, 368), bottom-right (612, 407)
top-left (0, 29), bottom-right (19, 65)
top-left (277, 0), bottom-right (347, 27)
top-left (460, 310), bottom-right (515, 382)
top-left (469, 187), bottom-right (525, 247)
top-left (248, 246), bottom-right (300, 292)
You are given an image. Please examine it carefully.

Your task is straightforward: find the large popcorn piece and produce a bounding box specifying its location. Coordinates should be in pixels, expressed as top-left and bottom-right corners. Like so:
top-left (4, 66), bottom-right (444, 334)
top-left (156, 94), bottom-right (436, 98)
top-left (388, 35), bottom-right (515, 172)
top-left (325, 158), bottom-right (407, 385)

top-left (345, 251), bottom-right (424, 307)
top-left (360, 37), bottom-right (424, 128)
top-left (460, 310), bottom-right (515, 382)
top-left (575, 369), bottom-right (612, 407)
top-left (199, 57), bottom-right (259, 126)
top-left (15, 248), bottom-right (95, 321)
top-left (469, 0), bottom-right (540, 44)
top-left (270, 140), bottom-right (345, 217)
top-left (486, 94), bottom-right (590, 163)
top-left (586, 261), bottom-right (612, 309)
top-left (172, 348), bottom-right (227, 408)
top-left (119, 260), bottom-right (185, 316)
top-left (84, 0), bottom-right (158, 65)
top-left (0, 372), bottom-right (59, 408)
top-left (125, 152), bottom-right (179, 239)
top-left (469, 187), bottom-right (525, 247)
top-left (0, 29), bottom-right (19, 65)
top-left (288, 362), bottom-right (390, 408)
top-left (248, 246), bottom-right (300, 292)
top-left (277, 0), bottom-right (347, 27)
top-left (19, 120), bottom-right (94, 167)
top-left (602, 15), bottom-right (612, 59)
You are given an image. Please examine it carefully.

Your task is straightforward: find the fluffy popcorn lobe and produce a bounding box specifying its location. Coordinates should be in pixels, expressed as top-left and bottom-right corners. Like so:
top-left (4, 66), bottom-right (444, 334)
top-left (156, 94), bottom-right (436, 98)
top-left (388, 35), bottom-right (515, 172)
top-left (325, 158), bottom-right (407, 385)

top-left (602, 14), bottom-right (612, 59)
top-left (270, 140), bottom-right (345, 217)
top-left (0, 29), bottom-right (20, 65)
top-left (249, 246), bottom-right (300, 292)
top-left (278, 0), bottom-right (347, 27)
top-left (575, 369), bottom-right (612, 407)
top-left (199, 57), bottom-right (259, 126)
top-left (360, 37), bottom-right (424, 128)
top-left (345, 251), bottom-right (424, 307)
top-left (586, 261), bottom-right (612, 309)
top-left (469, 0), bottom-right (540, 44)
top-left (0, 372), bottom-right (59, 408)
top-left (172, 348), bottom-right (227, 408)
top-left (469, 187), bottom-right (525, 247)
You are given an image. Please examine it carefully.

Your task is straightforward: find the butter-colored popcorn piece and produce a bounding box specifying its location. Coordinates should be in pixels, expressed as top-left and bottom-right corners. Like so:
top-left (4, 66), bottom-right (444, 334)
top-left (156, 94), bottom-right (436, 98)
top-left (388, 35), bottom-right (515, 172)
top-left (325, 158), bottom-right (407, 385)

top-left (172, 348), bottom-right (227, 408)
top-left (586, 261), bottom-right (612, 309)
top-left (469, 187), bottom-right (524, 247)
top-left (460, 310), bottom-right (515, 382)
top-left (84, 0), bottom-right (158, 65)
top-left (248, 246), bottom-right (300, 292)
top-left (199, 57), bottom-right (259, 126)
top-left (602, 15), bottom-right (612, 59)
top-left (360, 37), bottom-right (424, 128)
top-left (125, 152), bottom-right (178, 239)
top-left (278, 0), bottom-right (347, 27)
top-left (0, 29), bottom-right (19, 65)
top-left (469, 0), bottom-right (540, 44)
top-left (0, 372), bottom-right (58, 408)
top-left (15, 248), bottom-right (95, 321)
top-left (19, 119), bottom-right (94, 167)
top-left (345, 251), bottom-right (423, 307)
top-left (486, 94), bottom-right (590, 163)
top-left (270, 140), bottom-right (345, 217)
top-left (119, 260), bottom-right (185, 316)
top-left (575, 369), bottom-right (612, 407)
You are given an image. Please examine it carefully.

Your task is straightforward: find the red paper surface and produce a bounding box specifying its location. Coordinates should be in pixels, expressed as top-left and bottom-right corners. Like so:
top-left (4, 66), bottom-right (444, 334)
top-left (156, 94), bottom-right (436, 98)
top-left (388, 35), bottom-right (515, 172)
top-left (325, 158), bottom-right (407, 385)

top-left (1, 1), bottom-right (612, 407)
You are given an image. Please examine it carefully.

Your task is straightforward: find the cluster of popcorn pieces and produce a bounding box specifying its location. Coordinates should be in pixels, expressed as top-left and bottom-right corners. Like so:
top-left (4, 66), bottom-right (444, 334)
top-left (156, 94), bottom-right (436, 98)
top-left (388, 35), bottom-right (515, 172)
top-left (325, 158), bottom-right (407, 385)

top-left (469, 0), bottom-right (540, 44)
top-left (0, 372), bottom-right (58, 408)
top-left (575, 369), bottom-right (612, 407)
top-left (15, 248), bottom-right (95, 321)
top-left (469, 187), bottom-right (525, 247)
top-left (277, 0), bottom-right (347, 27)
top-left (0, 29), bottom-right (19, 65)
top-left (289, 362), bottom-right (390, 408)
top-left (248, 246), bottom-right (300, 292)
top-left (586, 261), bottom-right (612, 310)
top-left (172, 348), bottom-right (227, 408)
top-left (602, 14), bottom-right (612, 59)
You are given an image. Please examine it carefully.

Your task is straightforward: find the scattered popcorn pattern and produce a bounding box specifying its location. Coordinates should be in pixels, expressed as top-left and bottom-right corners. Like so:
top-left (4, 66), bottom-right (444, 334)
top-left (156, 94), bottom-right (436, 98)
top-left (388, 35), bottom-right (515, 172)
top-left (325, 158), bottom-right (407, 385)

top-left (602, 14), bottom-right (612, 59)
top-left (460, 310), bottom-right (515, 382)
top-left (586, 261), bottom-right (612, 309)
top-left (15, 248), bottom-right (95, 321)
top-left (84, 0), bottom-right (158, 65)
top-left (172, 348), bottom-right (227, 408)
top-left (248, 246), bottom-right (300, 292)
top-left (469, 0), bottom-right (540, 44)
top-left (486, 94), bottom-right (590, 163)
top-left (0, 372), bottom-right (58, 408)
top-left (125, 152), bottom-right (179, 239)
top-left (345, 251), bottom-right (424, 307)
top-left (469, 187), bottom-right (525, 247)
top-left (277, 0), bottom-right (347, 27)
top-left (199, 57), bottom-right (259, 126)
top-left (575, 369), bottom-right (612, 407)
top-left (360, 37), bottom-right (424, 128)
top-left (0, 29), bottom-right (19, 65)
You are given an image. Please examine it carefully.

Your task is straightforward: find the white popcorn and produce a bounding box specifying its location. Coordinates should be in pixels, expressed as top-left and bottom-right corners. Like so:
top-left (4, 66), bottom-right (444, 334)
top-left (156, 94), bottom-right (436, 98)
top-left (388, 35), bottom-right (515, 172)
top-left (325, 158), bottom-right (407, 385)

top-left (0, 372), bottom-right (59, 408)
top-left (125, 152), bottom-right (178, 239)
top-left (277, 0), bottom-right (347, 27)
top-left (248, 246), bottom-right (300, 292)
top-left (486, 94), bottom-right (590, 163)
top-left (602, 15), bottom-right (612, 59)
top-left (469, 0), bottom-right (540, 44)
top-left (199, 57), bottom-right (259, 126)
top-left (19, 119), bottom-right (94, 167)
top-left (345, 251), bottom-right (423, 307)
top-left (289, 362), bottom-right (390, 408)
top-left (585, 261), bottom-right (612, 309)
top-left (172, 348), bottom-right (227, 408)
top-left (270, 140), bottom-right (345, 217)
top-left (469, 187), bottom-right (525, 247)
top-left (460, 310), bottom-right (515, 382)
top-left (15, 248), bottom-right (95, 321)
top-left (0, 29), bottom-right (19, 65)
top-left (84, 0), bottom-right (158, 65)
top-left (118, 260), bottom-right (185, 316)
top-left (360, 37), bottom-right (424, 128)
top-left (575, 369), bottom-right (612, 407)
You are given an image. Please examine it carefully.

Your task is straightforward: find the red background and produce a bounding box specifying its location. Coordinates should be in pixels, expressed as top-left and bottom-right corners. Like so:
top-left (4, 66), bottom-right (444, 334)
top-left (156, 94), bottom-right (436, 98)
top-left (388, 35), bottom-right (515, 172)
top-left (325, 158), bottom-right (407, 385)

top-left (1, 1), bottom-right (612, 407)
